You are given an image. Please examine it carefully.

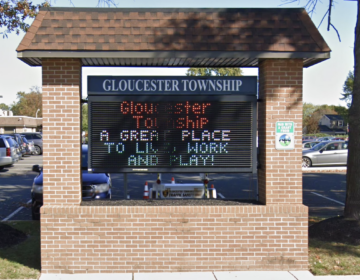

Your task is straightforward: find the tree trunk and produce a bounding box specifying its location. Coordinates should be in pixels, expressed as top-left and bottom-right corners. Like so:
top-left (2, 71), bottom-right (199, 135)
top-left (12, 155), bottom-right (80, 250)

top-left (344, 1), bottom-right (360, 219)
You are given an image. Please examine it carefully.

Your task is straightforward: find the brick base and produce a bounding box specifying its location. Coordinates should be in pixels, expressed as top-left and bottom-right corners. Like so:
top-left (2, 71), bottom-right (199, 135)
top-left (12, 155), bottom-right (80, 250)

top-left (40, 205), bottom-right (308, 273)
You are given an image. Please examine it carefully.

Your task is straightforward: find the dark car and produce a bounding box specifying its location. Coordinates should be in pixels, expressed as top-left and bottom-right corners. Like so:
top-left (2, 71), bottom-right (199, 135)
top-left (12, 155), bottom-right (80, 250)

top-left (31, 145), bottom-right (112, 220)
top-left (21, 132), bottom-right (43, 155)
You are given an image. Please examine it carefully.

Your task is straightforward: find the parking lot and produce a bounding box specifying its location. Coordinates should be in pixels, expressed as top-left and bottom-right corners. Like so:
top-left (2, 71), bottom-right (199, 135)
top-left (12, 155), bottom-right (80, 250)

top-left (0, 154), bottom-right (347, 221)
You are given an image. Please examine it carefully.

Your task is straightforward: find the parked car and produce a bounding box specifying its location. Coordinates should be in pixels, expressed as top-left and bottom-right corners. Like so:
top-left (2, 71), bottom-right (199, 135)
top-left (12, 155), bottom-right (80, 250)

top-left (0, 134), bottom-right (26, 158)
top-left (31, 144), bottom-right (112, 220)
top-left (302, 141), bottom-right (348, 167)
top-left (10, 133), bottom-right (27, 157)
top-left (0, 135), bottom-right (20, 163)
top-left (302, 141), bottom-right (320, 150)
top-left (0, 137), bottom-right (18, 170)
top-left (317, 136), bottom-right (335, 142)
top-left (21, 132), bottom-right (43, 155)
top-left (302, 136), bottom-right (317, 141)
top-left (21, 136), bottom-right (36, 155)
top-left (332, 137), bottom-right (345, 141)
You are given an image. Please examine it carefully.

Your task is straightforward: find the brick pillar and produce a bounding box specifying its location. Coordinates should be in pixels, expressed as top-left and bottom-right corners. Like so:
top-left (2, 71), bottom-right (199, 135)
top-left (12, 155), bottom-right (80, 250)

top-left (42, 58), bottom-right (82, 205)
top-left (258, 59), bottom-right (303, 205)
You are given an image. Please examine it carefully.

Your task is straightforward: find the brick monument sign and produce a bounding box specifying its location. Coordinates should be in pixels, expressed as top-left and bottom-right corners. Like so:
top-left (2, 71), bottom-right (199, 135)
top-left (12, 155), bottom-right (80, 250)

top-left (17, 7), bottom-right (330, 274)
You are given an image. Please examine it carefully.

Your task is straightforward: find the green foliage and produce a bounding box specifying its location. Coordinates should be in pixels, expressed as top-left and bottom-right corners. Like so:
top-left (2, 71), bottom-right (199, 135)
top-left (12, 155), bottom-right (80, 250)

top-left (340, 71), bottom-right (354, 109)
top-left (1, 0), bottom-right (118, 37)
top-left (10, 88), bottom-right (42, 117)
top-left (0, 103), bottom-right (9, 110)
top-left (332, 105), bottom-right (349, 124)
top-left (304, 133), bottom-right (348, 138)
top-left (186, 68), bottom-right (243, 76)
top-left (303, 102), bottom-right (318, 127)
top-left (303, 103), bottom-right (348, 134)
top-left (0, 0), bottom-right (50, 37)
top-left (82, 103), bottom-right (88, 132)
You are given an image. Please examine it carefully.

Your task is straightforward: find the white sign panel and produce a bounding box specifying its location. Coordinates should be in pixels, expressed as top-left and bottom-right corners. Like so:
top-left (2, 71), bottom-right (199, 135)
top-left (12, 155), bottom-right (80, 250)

top-left (275, 121), bottom-right (295, 150)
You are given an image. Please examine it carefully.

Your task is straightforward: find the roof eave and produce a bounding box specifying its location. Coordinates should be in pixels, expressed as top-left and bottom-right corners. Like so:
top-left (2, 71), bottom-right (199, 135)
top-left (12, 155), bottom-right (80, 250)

top-left (17, 50), bottom-right (330, 68)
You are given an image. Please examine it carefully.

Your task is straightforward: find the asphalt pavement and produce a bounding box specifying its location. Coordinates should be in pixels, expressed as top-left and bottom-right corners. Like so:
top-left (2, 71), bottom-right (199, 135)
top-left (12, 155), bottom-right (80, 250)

top-left (0, 154), bottom-right (348, 221)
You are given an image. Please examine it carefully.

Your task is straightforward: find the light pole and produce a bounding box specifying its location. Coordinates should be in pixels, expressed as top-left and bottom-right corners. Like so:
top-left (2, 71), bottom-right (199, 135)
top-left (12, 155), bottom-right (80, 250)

top-left (36, 109), bottom-right (40, 118)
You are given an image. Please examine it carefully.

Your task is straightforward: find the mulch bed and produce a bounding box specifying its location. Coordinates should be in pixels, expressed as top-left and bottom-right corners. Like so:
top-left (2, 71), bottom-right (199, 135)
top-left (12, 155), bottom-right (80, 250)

top-left (309, 216), bottom-right (360, 245)
top-left (0, 223), bottom-right (28, 249)
top-left (81, 199), bottom-right (260, 206)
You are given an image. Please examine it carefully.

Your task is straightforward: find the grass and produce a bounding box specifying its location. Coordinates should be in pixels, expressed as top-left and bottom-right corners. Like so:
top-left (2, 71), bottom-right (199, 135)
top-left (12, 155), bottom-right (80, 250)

top-left (309, 217), bottom-right (360, 276)
top-left (0, 221), bottom-right (40, 279)
top-left (309, 239), bottom-right (360, 275)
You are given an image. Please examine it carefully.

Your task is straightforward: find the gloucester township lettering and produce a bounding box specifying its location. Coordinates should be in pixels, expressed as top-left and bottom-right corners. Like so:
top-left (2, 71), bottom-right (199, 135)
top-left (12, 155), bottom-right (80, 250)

top-left (102, 79), bottom-right (243, 92)
top-left (88, 76), bottom-right (258, 95)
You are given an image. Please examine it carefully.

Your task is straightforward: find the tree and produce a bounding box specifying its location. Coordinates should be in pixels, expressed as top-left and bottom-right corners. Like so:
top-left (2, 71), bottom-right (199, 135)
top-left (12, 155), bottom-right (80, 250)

top-left (0, 0), bottom-right (116, 37)
top-left (186, 68), bottom-right (242, 76)
top-left (304, 104), bottom-right (337, 134)
top-left (303, 102), bottom-right (319, 129)
top-left (10, 88), bottom-right (42, 117)
top-left (340, 71), bottom-right (354, 108)
top-left (332, 105), bottom-right (349, 124)
top-left (82, 103), bottom-right (88, 132)
top-left (286, 0), bottom-right (360, 219)
top-left (0, 103), bottom-right (10, 110)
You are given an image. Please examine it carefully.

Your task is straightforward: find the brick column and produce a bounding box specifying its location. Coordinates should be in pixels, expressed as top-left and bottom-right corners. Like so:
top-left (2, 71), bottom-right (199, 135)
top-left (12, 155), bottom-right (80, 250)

top-left (42, 58), bottom-right (82, 205)
top-left (258, 59), bottom-right (303, 205)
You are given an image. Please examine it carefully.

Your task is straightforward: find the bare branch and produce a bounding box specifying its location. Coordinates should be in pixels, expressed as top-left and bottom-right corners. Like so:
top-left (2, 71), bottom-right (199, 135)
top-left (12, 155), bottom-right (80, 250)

top-left (327, 0), bottom-right (333, 31)
top-left (330, 23), bottom-right (341, 42)
top-left (318, 10), bottom-right (329, 29)
top-left (97, 0), bottom-right (118, 7)
top-left (279, 0), bottom-right (300, 6)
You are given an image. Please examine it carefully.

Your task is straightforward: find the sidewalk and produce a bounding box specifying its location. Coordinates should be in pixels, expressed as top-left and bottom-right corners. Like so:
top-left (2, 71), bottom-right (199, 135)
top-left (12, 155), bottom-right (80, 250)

top-left (302, 166), bottom-right (347, 173)
top-left (13, 271), bottom-right (356, 280)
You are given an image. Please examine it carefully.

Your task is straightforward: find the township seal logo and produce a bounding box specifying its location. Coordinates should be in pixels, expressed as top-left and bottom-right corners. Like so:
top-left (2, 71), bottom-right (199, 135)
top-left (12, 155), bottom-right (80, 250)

top-left (279, 134), bottom-right (291, 147)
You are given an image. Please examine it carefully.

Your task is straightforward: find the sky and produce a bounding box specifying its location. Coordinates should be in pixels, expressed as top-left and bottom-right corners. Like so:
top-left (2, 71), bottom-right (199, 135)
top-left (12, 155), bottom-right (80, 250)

top-left (0, 0), bottom-right (357, 107)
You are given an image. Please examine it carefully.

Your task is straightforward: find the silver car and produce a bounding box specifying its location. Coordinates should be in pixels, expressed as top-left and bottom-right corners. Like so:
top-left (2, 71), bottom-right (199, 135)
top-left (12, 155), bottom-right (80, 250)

top-left (302, 141), bottom-right (320, 150)
top-left (302, 141), bottom-right (348, 167)
top-left (0, 137), bottom-right (18, 170)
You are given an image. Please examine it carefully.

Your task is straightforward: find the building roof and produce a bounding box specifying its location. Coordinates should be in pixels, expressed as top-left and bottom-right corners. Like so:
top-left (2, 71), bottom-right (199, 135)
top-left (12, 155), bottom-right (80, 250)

top-left (0, 116), bottom-right (42, 128)
top-left (318, 125), bottom-right (332, 132)
top-left (324, 114), bottom-right (344, 121)
top-left (318, 125), bottom-right (346, 134)
top-left (17, 7), bottom-right (330, 67)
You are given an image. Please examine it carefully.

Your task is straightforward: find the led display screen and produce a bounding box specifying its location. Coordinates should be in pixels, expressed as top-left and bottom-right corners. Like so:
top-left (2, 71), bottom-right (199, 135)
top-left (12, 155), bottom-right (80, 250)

top-left (88, 76), bottom-right (257, 173)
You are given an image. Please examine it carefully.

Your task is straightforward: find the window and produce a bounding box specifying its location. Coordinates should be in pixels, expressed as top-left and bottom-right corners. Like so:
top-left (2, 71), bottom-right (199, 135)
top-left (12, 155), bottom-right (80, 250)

top-left (341, 142), bottom-right (348, 150)
top-left (325, 143), bottom-right (339, 151)
top-left (304, 143), bottom-right (310, 148)
top-left (338, 121), bottom-right (343, 127)
top-left (5, 137), bottom-right (15, 147)
top-left (0, 138), bottom-right (5, 148)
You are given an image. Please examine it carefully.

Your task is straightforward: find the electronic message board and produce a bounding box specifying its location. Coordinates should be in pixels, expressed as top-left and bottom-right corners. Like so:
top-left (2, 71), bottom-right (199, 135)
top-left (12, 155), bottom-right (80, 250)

top-left (88, 76), bottom-right (257, 173)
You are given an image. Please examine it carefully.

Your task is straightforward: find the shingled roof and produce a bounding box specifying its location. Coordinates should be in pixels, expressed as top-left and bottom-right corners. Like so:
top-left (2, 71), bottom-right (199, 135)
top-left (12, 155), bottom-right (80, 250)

top-left (17, 7), bottom-right (331, 67)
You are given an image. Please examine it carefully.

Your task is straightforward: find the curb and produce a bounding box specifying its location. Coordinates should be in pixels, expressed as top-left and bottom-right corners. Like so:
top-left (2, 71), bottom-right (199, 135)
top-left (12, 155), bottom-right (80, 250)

top-left (302, 167), bottom-right (347, 173)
